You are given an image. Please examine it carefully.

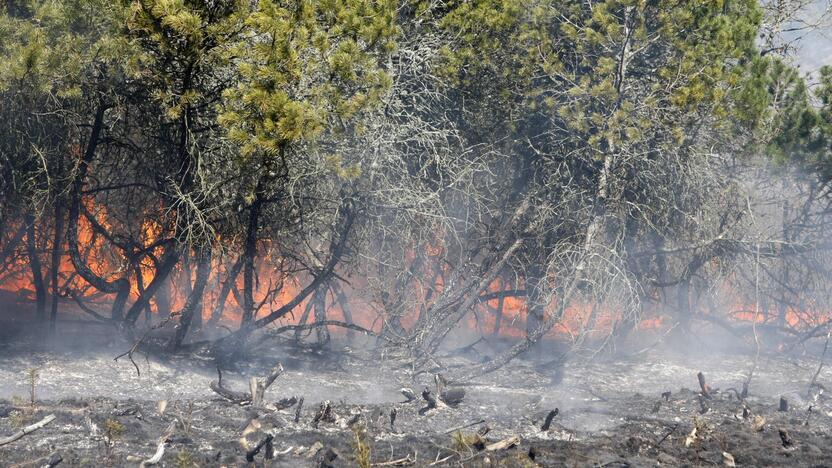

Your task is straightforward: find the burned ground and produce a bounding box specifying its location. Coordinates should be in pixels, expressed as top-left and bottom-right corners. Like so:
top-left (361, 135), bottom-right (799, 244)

top-left (1, 323), bottom-right (831, 467)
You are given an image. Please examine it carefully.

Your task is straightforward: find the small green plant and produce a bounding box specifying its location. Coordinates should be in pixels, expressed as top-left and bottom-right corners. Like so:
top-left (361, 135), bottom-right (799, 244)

top-left (174, 450), bottom-right (197, 468)
top-left (103, 418), bottom-right (124, 456)
top-left (351, 424), bottom-right (371, 468)
top-left (25, 368), bottom-right (39, 409)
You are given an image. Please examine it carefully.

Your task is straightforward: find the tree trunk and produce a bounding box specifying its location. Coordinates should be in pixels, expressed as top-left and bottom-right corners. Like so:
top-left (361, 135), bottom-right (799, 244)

top-left (524, 263), bottom-right (546, 338)
top-left (677, 277), bottom-right (691, 330)
top-left (66, 102), bottom-right (131, 321)
top-left (331, 283), bottom-right (355, 341)
top-left (49, 200), bottom-right (64, 330)
top-left (294, 299), bottom-right (315, 342)
top-left (123, 248), bottom-right (179, 324)
top-left (169, 247), bottom-right (212, 350)
top-left (241, 197), bottom-right (262, 328)
top-left (492, 293), bottom-right (504, 336)
top-left (25, 214), bottom-right (46, 321)
top-left (208, 255), bottom-right (243, 327)
top-left (133, 264), bottom-right (151, 324)
top-left (313, 283), bottom-right (330, 345)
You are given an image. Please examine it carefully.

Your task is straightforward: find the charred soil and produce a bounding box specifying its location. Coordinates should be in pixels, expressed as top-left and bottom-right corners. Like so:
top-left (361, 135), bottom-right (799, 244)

top-left (0, 324), bottom-right (831, 467)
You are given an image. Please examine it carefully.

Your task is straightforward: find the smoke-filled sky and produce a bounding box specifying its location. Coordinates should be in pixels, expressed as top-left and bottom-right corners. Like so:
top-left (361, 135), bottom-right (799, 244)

top-left (785, 0), bottom-right (832, 76)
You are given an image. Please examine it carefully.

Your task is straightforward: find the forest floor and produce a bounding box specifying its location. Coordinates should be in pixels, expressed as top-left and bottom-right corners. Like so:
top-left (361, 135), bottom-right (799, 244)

top-left (0, 319), bottom-right (831, 467)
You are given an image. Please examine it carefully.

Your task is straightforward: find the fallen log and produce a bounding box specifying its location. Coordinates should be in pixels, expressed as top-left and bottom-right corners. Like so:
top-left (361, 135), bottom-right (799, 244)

top-left (0, 414), bottom-right (56, 447)
top-left (485, 435), bottom-right (519, 451)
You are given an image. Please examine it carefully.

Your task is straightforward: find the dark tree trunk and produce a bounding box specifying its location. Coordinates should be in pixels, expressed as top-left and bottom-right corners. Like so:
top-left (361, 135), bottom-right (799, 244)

top-left (169, 247), bottom-right (212, 350)
top-left (677, 277), bottom-right (691, 329)
top-left (124, 248), bottom-right (179, 324)
top-left (211, 203), bottom-right (355, 353)
top-left (379, 251), bottom-right (425, 339)
top-left (208, 255), bottom-right (243, 327)
top-left (313, 283), bottom-right (330, 345)
top-left (294, 299), bottom-right (314, 342)
top-left (331, 283), bottom-right (355, 341)
top-left (24, 214), bottom-right (46, 321)
top-left (492, 293), bottom-right (505, 336)
top-left (49, 200), bottom-right (64, 330)
top-left (777, 200), bottom-right (791, 328)
top-left (677, 254), bottom-right (707, 331)
top-left (241, 197), bottom-right (262, 327)
top-left (181, 250), bottom-right (193, 299)
top-left (66, 102), bottom-right (131, 321)
top-left (525, 263), bottom-right (545, 339)
top-left (133, 264), bottom-right (151, 324)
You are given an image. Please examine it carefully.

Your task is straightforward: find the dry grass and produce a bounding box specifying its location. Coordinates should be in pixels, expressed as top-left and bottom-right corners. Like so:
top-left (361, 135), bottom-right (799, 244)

top-left (351, 424), bottom-right (372, 468)
top-left (451, 430), bottom-right (482, 452)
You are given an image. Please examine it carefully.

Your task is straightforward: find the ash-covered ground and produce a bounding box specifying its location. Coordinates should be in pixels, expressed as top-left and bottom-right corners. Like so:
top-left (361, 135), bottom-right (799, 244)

top-left (1, 320), bottom-right (831, 467)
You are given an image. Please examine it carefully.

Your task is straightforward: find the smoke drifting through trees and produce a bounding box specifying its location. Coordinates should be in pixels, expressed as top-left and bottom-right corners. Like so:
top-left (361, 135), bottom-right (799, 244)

top-left (1, 0), bottom-right (832, 376)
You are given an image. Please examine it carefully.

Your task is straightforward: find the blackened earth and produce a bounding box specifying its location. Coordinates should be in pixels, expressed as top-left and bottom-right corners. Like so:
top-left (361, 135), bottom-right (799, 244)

top-left (1, 321), bottom-right (831, 467)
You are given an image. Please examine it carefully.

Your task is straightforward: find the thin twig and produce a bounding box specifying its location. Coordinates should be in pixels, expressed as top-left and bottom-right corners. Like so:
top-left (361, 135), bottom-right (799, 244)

top-left (808, 331), bottom-right (831, 396)
top-left (442, 419), bottom-right (485, 434)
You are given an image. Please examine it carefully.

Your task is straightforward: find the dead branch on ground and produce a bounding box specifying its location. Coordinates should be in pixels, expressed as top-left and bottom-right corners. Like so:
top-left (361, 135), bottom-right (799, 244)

top-left (0, 414), bottom-right (56, 447)
top-left (209, 362), bottom-right (284, 405)
top-left (138, 421), bottom-right (176, 467)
